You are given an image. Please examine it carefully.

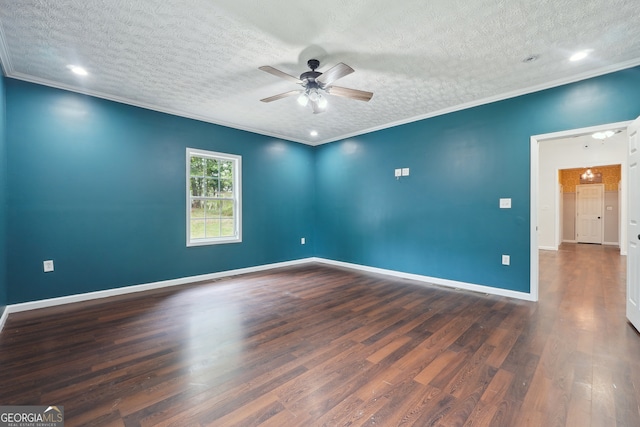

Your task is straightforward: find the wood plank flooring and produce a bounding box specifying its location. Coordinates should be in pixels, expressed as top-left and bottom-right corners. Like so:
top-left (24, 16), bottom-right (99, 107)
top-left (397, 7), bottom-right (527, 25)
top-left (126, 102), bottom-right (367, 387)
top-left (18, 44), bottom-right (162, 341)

top-left (1, 244), bottom-right (639, 426)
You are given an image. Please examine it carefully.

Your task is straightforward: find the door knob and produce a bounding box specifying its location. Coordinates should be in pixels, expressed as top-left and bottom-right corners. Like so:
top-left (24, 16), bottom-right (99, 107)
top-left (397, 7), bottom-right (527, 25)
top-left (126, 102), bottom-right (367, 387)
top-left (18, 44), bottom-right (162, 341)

top-left (597, 216), bottom-right (601, 219)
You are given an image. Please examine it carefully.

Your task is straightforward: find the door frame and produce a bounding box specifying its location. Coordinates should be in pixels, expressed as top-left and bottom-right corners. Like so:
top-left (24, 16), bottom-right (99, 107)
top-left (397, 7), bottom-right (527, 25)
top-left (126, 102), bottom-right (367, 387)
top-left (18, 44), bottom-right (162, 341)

top-left (530, 120), bottom-right (631, 301)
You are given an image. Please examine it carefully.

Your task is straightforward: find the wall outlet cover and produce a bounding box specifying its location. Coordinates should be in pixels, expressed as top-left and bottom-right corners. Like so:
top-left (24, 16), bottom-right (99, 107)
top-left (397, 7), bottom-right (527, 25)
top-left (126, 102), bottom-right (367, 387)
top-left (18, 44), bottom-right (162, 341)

top-left (499, 198), bottom-right (512, 209)
top-left (501, 255), bottom-right (510, 265)
top-left (401, 168), bottom-right (410, 176)
top-left (394, 169), bottom-right (402, 177)
top-left (43, 260), bottom-right (54, 272)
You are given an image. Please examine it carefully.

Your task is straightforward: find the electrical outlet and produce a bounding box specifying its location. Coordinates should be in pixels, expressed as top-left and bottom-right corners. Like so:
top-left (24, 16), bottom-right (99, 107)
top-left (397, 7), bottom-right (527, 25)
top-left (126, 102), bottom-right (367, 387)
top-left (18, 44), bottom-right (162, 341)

top-left (502, 255), bottom-right (510, 266)
top-left (499, 198), bottom-right (512, 209)
top-left (301, 237), bottom-right (306, 245)
top-left (43, 260), bottom-right (54, 272)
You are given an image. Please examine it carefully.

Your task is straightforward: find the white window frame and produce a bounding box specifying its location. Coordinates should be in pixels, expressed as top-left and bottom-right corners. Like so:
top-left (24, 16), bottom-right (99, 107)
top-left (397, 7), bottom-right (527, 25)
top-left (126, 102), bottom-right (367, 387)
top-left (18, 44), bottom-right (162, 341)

top-left (186, 147), bottom-right (242, 246)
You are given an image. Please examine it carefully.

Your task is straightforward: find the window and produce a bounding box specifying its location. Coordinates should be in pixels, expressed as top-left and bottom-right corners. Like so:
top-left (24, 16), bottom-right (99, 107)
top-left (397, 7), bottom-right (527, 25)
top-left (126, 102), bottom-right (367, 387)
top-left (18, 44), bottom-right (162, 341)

top-left (187, 148), bottom-right (241, 246)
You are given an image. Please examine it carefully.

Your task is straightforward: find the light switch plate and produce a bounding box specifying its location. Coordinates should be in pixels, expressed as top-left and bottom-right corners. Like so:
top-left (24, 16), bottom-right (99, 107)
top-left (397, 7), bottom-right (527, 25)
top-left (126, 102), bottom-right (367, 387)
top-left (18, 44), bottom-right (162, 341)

top-left (43, 260), bottom-right (54, 272)
top-left (394, 168), bottom-right (402, 177)
top-left (401, 168), bottom-right (410, 176)
top-left (502, 255), bottom-right (510, 266)
top-left (499, 198), bottom-right (512, 209)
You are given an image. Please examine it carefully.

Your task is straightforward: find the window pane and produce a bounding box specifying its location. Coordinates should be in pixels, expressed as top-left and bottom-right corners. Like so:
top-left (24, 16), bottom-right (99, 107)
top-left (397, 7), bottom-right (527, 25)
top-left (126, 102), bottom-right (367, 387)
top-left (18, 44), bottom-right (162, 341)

top-left (190, 177), bottom-right (204, 197)
top-left (205, 218), bottom-right (221, 237)
top-left (220, 161), bottom-right (233, 179)
top-left (205, 200), bottom-right (221, 217)
top-left (206, 158), bottom-right (219, 177)
top-left (191, 200), bottom-right (205, 218)
top-left (190, 157), bottom-right (204, 176)
top-left (221, 200), bottom-right (234, 218)
top-left (220, 179), bottom-right (233, 197)
top-left (221, 219), bottom-right (235, 236)
top-left (205, 178), bottom-right (218, 197)
top-left (190, 219), bottom-right (205, 239)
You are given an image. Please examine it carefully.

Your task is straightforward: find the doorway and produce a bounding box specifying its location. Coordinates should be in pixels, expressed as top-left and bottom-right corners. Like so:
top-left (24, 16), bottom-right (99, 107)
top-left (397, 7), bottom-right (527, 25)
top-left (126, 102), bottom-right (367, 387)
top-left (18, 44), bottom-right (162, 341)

top-left (530, 121), bottom-right (631, 301)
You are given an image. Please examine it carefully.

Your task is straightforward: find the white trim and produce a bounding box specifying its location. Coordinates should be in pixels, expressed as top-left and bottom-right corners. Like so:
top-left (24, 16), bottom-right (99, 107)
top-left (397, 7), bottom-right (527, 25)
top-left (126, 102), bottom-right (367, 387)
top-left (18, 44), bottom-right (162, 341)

top-left (0, 255), bottom-right (538, 335)
top-left (555, 181), bottom-right (562, 248)
top-left (3, 72), bottom-right (314, 145)
top-left (186, 148), bottom-right (242, 247)
top-left (530, 120), bottom-right (633, 303)
top-left (312, 258), bottom-right (536, 301)
top-left (532, 121), bottom-right (633, 141)
top-left (314, 59), bottom-right (640, 146)
top-left (563, 240), bottom-right (577, 244)
top-left (3, 60), bottom-right (640, 147)
top-left (6, 258), bottom-right (313, 314)
top-left (0, 20), bottom-right (12, 76)
top-left (539, 246), bottom-right (558, 251)
top-left (604, 242), bottom-right (620, 246)
top-left (530, 136), bottom-right (540, 302)
top-left (0, 307), bottom-right (8, 333)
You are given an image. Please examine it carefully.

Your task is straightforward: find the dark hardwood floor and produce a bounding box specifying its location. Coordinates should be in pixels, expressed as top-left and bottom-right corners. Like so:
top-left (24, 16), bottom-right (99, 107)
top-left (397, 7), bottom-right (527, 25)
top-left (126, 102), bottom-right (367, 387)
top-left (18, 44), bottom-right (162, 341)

top-left (1, 244), bottom-right (639, 426)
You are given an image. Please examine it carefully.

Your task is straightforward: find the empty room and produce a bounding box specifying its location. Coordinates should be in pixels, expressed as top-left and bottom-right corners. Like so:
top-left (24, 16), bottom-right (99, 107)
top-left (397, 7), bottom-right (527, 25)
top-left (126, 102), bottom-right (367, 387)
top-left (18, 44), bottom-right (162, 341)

top-left (1, 1), bottom-right (640, 426)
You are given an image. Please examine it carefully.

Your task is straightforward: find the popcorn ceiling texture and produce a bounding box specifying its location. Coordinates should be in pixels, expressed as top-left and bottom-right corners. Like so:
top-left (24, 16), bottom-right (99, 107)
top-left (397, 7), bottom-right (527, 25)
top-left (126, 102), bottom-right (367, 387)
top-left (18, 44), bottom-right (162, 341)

top-left (0, 0), bottom-right (639, 144)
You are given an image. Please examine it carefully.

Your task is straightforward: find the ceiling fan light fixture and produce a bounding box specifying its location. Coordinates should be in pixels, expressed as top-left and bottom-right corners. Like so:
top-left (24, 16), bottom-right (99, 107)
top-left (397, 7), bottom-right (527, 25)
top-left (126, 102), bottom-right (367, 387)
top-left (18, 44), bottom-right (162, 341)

top-left (317, 95), bottom-right (328, 110)
top-left (308, 88), bottom-right (321, 103)
top-left (297, 93), bottom-right (309, 107)
top-left (592, 130), bottom-right (615, 140)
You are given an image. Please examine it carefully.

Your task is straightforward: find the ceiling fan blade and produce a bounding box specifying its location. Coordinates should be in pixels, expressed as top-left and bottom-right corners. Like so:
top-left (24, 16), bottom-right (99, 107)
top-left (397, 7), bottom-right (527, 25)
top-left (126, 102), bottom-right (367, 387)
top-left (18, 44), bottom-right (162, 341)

top-left (316, 63), bottom-right (354, 86)
top-left (327, 86), bottom-right (373, 102)
top-left (259, 66), bottom-right (302, 84)
top-left (260, 90), bottom-right (301, 103)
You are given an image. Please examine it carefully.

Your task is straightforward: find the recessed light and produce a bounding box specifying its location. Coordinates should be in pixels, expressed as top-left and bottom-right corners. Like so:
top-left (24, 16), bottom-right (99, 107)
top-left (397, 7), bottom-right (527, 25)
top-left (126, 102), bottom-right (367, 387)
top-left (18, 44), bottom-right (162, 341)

top-left (310, 130), bottom-right (318, 137)
top-left (569, 50), bottom-right (590, 62)
top-left (67, 65), bottom-right (88, 76)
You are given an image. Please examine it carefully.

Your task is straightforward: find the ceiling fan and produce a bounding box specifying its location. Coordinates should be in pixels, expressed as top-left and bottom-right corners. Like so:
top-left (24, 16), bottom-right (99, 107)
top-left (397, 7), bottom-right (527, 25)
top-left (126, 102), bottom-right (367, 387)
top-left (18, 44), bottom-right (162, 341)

top-left (259, 59), bottom-right (373, 113)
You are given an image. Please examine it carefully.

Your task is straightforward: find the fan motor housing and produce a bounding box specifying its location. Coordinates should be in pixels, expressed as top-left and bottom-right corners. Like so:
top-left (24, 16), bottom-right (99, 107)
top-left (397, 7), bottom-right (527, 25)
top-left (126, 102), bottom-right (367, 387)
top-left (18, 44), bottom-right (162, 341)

top-left (300, 71), bottom-right (322, 85)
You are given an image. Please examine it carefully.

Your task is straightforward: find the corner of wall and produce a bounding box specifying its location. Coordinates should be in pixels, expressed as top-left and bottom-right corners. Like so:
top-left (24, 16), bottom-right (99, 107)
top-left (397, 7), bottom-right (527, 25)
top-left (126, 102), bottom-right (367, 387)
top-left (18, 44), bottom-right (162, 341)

top-left (0, 72), bottom-right (7, 317)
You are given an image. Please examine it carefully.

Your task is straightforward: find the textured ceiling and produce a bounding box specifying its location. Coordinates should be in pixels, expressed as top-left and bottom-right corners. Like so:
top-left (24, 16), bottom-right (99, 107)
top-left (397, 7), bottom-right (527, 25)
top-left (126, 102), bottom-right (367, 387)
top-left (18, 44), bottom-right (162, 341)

top-left (0, 0), bottom-right (639, 145)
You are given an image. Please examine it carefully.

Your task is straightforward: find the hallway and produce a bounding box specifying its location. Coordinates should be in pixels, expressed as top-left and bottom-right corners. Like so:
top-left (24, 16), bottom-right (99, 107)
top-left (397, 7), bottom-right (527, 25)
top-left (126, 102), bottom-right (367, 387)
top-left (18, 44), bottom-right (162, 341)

top-left (536, 243), bottom-right (639, 426)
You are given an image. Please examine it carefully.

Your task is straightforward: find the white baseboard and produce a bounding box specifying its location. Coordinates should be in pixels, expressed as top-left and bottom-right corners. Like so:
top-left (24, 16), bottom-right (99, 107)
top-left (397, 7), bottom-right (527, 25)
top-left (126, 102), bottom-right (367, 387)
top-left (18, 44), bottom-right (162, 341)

top-left (6, 258), bottom-right (314, 315)
top-left (0, 307), bottom-right (8, 333)
top-left (562, 240), bottom-right (577, 244)
top-left (538, 245), bottom-right (558, 251)
top-left (1, 256), bottom-right (535, 335)
top-left (311, 257), bottom-right (535, 301)
top-left (603, 241), bottom-right (619, 246)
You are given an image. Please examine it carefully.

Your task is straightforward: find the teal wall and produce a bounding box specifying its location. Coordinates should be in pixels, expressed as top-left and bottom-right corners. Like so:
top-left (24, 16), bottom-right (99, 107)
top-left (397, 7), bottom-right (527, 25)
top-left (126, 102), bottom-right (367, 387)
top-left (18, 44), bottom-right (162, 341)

top-left (0, 75), bottom-right (6, 314)
top-left (5, 80), bottom-right (315, 304)
top-left (315, 67), bottom-right (640, 293)
top-left (3, 67), bottom-right (640, 305)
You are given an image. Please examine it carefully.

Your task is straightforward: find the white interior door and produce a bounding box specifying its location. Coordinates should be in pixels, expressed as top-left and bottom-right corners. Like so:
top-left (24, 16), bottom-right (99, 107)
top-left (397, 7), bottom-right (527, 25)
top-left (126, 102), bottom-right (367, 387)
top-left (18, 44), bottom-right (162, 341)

top-left (576, 184), bottom-right (604, 244)
top-left (627, 116), bottom-right (640, 332)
